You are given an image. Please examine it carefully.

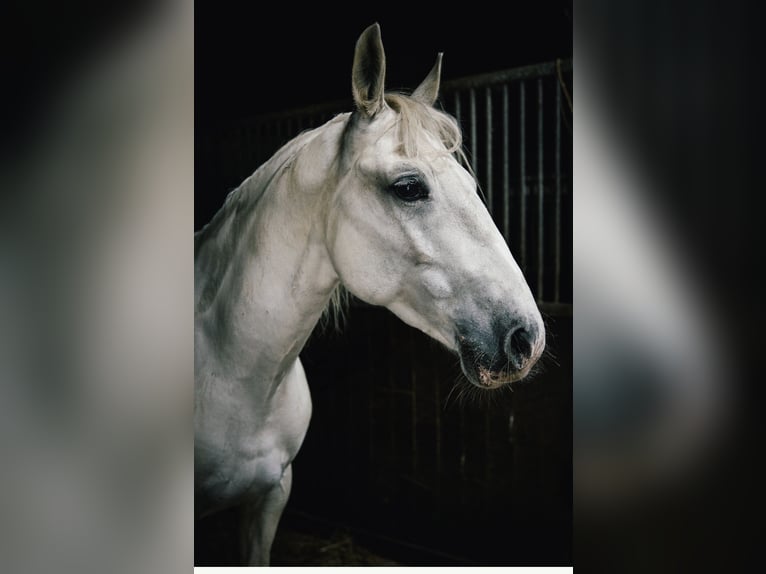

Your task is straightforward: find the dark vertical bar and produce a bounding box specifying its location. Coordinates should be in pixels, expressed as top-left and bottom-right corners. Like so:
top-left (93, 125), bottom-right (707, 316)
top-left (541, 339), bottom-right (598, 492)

top-left (536, 78), bottom-right (544, 301)
top-left (347, 349), bottom-right (354, 472)
top-left (253, 122), bottom-right (261, 167)
top-left (243, 124), bottom-right (252, 169)
top-left (270, 121), bottom-right (278, 156)
top-left (410, 374), bottom-right (418, 476)
top-left (485, 87), bottom-right (493, 214)
top-left (388, 353), bottom-right (396, 467)
top-left (235, 128), bottom-right (241, 177)
top-left (240, 126), bottom-right (247, 175)
top-left (434, 367), bottom-right (442, 497)
top-left (368, 353), bottom-right (375, 471)
top-left (484, 403), bottom-right (491, 505)
top-left (411, 347), bottom-right (418, 477)
top-left (459, 400), bottom-right (467, 494)
top-left (554, 79), bottom-right (562, 302)
top-left (519, 81), bottom-right (527, 272)
top-left (469, 88), bottom-right (477, 174)
top-left (454, 91), bottom-right (462, 129)
top-left (502, 84), bottom-right (510, 243)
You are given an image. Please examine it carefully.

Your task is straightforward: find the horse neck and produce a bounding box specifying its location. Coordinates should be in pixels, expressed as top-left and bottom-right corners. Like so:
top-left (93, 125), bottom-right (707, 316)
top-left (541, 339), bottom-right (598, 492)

top-left (196, 119), bottom-right (346, 388)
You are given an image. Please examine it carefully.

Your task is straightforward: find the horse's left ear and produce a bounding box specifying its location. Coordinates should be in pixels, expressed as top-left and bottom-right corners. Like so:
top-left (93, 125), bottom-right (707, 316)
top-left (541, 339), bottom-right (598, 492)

top-left (352, 23), bottom-right (387, 117)
top-left (412, 53), bottom-right (443, 107)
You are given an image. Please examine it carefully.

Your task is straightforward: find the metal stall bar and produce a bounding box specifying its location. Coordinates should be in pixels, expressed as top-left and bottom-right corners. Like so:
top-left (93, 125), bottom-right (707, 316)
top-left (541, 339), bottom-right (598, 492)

top-left (536, 78), bottom-right (544, 301)
top-left (469, 88), bottom-right (477, 175)
top-left (454, 91), bottom-right (462, 129)
top-left (440, 59), bottom-right (571, 92)
top-left (554, 79), bottom-right (562, 302)
top-left (275, 118), bottom-right (283, 150)
top-left (518, 81), bottom-right (527, 273)
top-left (255, 123), bottom-right (263, 163)
top-left (485, 87), bottom-right (493, 215)
top-left (502, 84), bottom-right (510, 243)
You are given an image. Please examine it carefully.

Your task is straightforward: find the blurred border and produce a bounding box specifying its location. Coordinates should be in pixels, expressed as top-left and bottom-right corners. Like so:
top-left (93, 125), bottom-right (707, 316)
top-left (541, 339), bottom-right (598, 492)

top-left (575, 1), bottom-right (756, 570)
top-left (1, 2), bottom-right (193, 573)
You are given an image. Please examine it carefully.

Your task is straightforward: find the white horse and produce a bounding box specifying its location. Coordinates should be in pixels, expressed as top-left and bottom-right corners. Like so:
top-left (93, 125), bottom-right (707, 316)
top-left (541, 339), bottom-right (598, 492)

top-left (194, 23), bottom-right (545, 565)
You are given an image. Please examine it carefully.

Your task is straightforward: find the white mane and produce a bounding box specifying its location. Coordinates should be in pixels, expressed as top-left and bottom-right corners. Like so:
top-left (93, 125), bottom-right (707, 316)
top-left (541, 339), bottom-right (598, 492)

top-left (195, 113), bottom-right (350, 247)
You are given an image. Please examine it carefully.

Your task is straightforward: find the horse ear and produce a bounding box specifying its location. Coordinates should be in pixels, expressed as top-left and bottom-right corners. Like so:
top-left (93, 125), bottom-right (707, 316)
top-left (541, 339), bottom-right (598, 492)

top-left (352, 23), bottom-right (387, 117)
top-left (412, 53), bottom-right (443, 107)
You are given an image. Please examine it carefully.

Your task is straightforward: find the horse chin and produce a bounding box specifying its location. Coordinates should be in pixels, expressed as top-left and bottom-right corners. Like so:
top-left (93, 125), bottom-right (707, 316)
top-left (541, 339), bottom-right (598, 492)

top-left (458, 359), bottom-right (533, 391)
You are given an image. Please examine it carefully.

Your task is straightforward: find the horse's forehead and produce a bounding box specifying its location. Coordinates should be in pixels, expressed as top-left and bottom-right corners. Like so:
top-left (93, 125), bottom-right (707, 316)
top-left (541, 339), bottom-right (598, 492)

top-left (355, 145), bottom-right (457, 184)
top-left (358, 125), bottom-right (453, 171)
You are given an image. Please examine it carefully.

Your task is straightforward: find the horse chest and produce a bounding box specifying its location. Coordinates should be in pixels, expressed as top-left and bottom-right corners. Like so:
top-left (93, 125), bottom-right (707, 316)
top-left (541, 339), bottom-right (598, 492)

top-left (195, 360), bottom-right (312, 511)
top-left (195, 419), bottom-right (293, 512)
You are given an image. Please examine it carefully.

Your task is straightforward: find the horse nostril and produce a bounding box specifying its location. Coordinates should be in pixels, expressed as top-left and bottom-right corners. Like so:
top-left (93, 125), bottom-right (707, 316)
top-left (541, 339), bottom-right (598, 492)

top-left (510, 328), bottom-right (532, 357)
top-left (506, 324), bottom-right (538, 369)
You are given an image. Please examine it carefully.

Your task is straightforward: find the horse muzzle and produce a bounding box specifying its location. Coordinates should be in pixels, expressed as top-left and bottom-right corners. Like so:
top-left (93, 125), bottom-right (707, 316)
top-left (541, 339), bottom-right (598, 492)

top-left (456, 315), bottom-right (545, 389)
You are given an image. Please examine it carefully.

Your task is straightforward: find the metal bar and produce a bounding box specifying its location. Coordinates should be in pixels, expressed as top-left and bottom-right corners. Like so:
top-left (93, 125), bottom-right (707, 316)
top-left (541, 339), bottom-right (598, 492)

top-left (253, 122), bottom-right (261, 167)
top-left (454, 91), bottom-right (461, 130)
top-left (433, 365), bottom-right (442, 496)
top-left (554, 79), bottom-right (562, 302)
top-left (519, 81), bottom-right (526, 272)
top-left (441, 59), bottom-right (572, 91)
top-left (536, 78), bottom-right (544, 301)
top-left (502, 84), bottom-right (510, 243)
top-left (411, 370), bottom-right (417, 476)
top-left (469, 88), bottom-right (477, 174)
top-left (275, 119), bottom-right (282, 146)
top-left (485, 87), bottom-right (493, 214)
top-left (368, 346), bottom-right (375, 470)
top-left (239, 127), bottom-right (247, 174)
top-left (484, 397), bottom-right (491, 495)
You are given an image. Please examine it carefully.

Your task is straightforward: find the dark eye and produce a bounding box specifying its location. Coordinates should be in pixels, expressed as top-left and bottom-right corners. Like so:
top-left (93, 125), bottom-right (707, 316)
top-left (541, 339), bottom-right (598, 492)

top-left (390, 177), bottom-right (429, 202)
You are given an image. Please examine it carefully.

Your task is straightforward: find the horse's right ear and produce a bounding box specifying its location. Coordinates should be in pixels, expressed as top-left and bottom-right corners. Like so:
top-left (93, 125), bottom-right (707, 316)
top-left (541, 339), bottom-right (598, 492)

top-left (352, 23), bottom-right (387, 117)
top-left (412, 53), bottom-right (443, 107)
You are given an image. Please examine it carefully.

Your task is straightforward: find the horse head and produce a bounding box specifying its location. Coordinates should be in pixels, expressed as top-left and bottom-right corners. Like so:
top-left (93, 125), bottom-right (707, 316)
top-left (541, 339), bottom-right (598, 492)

top-left (325, 24), bottom-right (545, 389)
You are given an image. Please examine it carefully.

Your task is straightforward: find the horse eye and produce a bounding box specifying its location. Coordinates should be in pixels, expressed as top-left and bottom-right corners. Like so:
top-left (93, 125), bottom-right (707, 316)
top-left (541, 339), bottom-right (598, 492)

top-left (391, 178), bottom-right (428, 202)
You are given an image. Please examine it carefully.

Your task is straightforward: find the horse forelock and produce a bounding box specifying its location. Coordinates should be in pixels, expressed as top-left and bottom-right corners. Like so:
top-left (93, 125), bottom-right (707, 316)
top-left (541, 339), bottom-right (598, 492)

top-left (384, 93), bottom-right (472, 172)
top-left (339, 93), bottom-right (474, 183)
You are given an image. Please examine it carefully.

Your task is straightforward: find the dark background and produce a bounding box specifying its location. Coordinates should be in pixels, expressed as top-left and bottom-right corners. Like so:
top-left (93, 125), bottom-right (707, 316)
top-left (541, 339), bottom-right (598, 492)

top-left (195, 4), bottom-right (572, 118)
top-left (195, 2), bottom-right (572, 566)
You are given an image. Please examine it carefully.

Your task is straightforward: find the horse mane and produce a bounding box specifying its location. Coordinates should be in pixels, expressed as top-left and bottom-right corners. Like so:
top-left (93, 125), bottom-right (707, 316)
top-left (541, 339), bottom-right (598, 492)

top-left (195, 114), bottom-right (350, 247)
top-left (319, 284), bottom-right (351, 332)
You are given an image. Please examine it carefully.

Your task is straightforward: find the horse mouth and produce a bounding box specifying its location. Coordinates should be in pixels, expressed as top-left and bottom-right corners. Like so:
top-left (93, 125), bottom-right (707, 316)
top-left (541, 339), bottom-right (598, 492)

top-left (475, 366), bottom-right (526, 389)
top-left (457, 353), bottom-right (537, 390)
top-left (469, 364), bottom-right (535, 390)
top-left (456, 335), bottom-right (540, 390)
